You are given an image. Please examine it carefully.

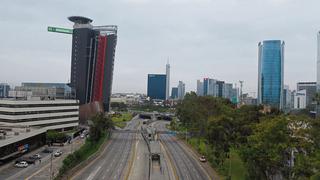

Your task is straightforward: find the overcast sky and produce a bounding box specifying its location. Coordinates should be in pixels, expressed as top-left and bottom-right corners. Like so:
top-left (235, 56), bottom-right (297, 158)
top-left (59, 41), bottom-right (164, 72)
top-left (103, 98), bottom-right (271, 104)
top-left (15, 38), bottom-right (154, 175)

top-left (0, 0), bottom-right (319, 96)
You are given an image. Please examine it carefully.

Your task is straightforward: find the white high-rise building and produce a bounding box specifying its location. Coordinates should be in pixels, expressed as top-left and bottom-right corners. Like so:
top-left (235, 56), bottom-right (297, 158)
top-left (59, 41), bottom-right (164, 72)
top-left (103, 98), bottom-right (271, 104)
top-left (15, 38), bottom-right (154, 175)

top-left (317, 31), bottom-right (320, 91)
top-left (294, 89), bottom-right (307, 109)
top-left (166, 61), bottom-right (170, 100)
top-left (196, 80), bottom-right (204, 96)
top-left (177, 81), bottom-right (185, 100)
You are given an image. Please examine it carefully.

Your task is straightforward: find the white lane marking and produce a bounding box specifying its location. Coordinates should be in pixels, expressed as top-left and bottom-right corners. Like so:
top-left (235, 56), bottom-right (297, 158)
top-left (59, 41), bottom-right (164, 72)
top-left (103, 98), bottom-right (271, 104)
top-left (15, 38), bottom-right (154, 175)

top-left (86, 166), bottom-right (101, 180)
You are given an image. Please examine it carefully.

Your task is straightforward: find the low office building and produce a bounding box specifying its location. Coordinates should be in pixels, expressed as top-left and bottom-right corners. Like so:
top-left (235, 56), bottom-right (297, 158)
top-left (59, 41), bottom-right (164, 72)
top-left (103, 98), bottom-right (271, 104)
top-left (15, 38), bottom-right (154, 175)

top-left (13, 82), bottom-right (72, 100)
top-left (0, 99), bottom-right (79, 129)
top-left (0, 99), bottom-right (79, 163)
top-left (297, 82), bottom-right (316, 108)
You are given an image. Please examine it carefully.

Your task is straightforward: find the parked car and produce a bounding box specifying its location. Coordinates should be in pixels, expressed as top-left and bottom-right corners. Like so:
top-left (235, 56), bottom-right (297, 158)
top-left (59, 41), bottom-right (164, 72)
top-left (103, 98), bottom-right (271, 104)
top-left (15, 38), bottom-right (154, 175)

top-left (15, 161), bottom-right (28, 168)
top-left (80, 134), bottom-right (85, 139)
top-left (199, 155), bottom-right (207, 162)
top-left (54, 150), bottom-right (62, 157)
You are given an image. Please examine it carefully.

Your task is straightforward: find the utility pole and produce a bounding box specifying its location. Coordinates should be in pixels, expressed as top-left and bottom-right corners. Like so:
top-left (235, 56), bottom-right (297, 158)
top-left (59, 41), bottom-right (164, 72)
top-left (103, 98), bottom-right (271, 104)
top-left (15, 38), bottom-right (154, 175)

top-left (239, 80), bottom-right (244, 105)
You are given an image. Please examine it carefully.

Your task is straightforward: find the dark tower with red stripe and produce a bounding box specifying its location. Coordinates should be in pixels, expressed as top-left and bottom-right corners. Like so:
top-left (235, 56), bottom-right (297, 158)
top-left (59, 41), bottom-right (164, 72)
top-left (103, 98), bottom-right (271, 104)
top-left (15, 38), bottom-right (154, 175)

top-left (68, 16), bottom-right (117, 112)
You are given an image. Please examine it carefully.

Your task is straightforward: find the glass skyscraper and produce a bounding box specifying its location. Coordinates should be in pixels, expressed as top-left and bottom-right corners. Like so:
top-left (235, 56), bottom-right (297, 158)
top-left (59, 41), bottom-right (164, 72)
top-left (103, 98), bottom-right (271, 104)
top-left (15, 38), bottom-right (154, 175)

top-left (258, 40), bottom-right (284, 109)
top-left (147, 74), bottom-right (167, 100)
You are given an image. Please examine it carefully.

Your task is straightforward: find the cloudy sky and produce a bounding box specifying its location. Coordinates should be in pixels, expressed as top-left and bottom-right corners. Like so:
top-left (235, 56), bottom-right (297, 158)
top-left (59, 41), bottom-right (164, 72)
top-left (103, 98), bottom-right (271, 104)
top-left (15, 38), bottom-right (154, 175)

top-left (0, 0), bottom-right (319, 96)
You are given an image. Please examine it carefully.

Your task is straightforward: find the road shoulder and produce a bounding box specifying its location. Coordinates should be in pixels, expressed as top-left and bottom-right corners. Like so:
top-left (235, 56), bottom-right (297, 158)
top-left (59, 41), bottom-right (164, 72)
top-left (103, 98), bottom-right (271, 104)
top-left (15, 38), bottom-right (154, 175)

top-left (178, 139), bottom-right (220, 180)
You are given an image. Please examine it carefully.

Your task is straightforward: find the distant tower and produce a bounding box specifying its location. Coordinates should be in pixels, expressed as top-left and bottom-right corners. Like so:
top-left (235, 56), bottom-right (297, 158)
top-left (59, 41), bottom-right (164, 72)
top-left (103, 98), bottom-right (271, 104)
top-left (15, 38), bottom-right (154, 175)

top-left (166, 59), bottom-right (170, 100)
top-left (239, 80), bottom-right (243, 104)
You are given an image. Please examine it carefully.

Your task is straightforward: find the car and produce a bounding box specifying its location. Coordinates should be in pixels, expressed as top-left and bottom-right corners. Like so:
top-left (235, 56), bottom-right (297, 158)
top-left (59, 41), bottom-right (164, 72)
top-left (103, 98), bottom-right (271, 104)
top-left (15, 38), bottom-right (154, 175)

top-left (31, 154), bottom-right (41, 159)
top-left (16, 158), bottom-right (35, 165)
top-left (42, 148), bottom-right (53, 153)
top-left (15, 161), bottom-right (28, 168)
top-left (80, 134), bottom-right (85, 138)
top-left (54, 150), bottom-right (62, 157)
top-left (199, 155), bottom-right (206, 162)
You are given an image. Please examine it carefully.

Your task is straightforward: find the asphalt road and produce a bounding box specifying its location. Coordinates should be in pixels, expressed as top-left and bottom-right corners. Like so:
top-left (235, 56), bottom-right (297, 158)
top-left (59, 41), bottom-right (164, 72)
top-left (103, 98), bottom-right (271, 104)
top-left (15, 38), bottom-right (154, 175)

top-left (71, 117), bottom-right (140, 180)
top-left (128, 128), bottom-right (149, 180)
top-left (0, 137), bottom-right (84, 180)
top-left (155, 121), bottom-right (212, 180)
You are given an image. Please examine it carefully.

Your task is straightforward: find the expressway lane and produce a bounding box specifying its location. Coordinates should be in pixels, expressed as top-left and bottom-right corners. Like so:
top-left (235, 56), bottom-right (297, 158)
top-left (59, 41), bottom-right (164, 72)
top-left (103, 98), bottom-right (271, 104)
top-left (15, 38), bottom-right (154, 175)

top-left (72, 116), bottom-right (140, 180)
top-left (155, 121), bottom-right (211, 180)
top-left (128, 127), bottom-right (149, 180)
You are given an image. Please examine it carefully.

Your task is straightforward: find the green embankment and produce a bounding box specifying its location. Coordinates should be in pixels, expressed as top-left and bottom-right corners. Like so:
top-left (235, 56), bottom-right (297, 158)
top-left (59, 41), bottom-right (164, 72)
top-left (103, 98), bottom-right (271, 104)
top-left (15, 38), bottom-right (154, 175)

top-left (187, 137), bottom-right (247, 180)
top-left (56, 132), bottom-right (109, 179)
top-left (222, 149), bottom-right (247, 180)
top-left (112, 113), bottom-right (133, 128)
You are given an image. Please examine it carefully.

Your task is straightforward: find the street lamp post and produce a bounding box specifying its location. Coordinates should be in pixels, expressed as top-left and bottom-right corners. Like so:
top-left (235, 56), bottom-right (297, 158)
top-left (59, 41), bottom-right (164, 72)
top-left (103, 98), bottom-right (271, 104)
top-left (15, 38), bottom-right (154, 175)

top-left (50, 153), bottom-right (53, 180)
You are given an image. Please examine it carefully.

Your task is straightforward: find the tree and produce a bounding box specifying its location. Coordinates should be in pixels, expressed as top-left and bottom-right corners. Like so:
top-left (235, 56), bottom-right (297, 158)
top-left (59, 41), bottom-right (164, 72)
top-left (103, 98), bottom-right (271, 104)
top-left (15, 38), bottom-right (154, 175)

top-left (89, 113), bottom-right (114, 142)
top-left (46, 130), bottom-right (67, 144)
top-left (239, 116), bottom-right (291, 179)
top-left (207, 115), bottom-right (234, 166)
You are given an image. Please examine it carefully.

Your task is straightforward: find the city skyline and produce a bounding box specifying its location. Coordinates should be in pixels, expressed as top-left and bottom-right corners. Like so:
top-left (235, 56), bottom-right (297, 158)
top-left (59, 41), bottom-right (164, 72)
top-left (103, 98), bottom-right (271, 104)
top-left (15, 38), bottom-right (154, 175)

top-left (0, 1), bottom-right (319, 95)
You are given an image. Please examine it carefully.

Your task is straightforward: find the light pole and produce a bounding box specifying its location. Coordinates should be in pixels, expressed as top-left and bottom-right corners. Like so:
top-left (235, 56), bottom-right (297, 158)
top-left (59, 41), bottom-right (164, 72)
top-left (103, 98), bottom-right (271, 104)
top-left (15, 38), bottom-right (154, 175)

top-left (50, 153), bottom-right (53, 180)
top-left (185, 128), bottom-right (187, 141)
top-left (228, 152), bottom-right (232, 180)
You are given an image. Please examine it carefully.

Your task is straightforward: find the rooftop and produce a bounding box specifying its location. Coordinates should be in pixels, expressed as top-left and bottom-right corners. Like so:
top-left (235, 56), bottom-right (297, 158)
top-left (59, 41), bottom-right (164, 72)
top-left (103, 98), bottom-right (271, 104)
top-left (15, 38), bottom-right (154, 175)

top-left (68, 16), bottom-right (93, 24)
top-left (0, 99), bottom-right (78, 104)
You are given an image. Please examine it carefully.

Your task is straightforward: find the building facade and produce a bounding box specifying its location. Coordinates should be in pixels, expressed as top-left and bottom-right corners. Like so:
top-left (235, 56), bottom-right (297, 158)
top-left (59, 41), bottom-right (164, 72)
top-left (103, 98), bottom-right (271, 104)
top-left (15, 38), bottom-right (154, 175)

top-left (297, 82), bottom-right (316, 108)
top-left (294, 90), bottom-right (307, 109)
top-left (171, 87), bottom-right (178, 99)
top-left (166, 62), bottom-right (170, 100)
top-left (258, 40), bottom-right (284, 109)
top-left (177, 81), bottom-right (185, 100)
top-left (14, 83), bottom-right (71, 99)
top-left (200, 78), bottom-right (238, 102)
top-left (0, 99), bottom-right (79, 163)
top-left (203, 78), bottom-right (218, 96)
top-left (68, 16), bottom-right (117, 111)
top-left (196, 80), bottom-right (204, 96)
top-left (0, 99), bottom-right (79, 129)
top-left (0, 83), bottom-right (10, 98)
top-left (147, 74), bottom-right (167, 100)
top-left (283, 85), bottom-right (292, 110)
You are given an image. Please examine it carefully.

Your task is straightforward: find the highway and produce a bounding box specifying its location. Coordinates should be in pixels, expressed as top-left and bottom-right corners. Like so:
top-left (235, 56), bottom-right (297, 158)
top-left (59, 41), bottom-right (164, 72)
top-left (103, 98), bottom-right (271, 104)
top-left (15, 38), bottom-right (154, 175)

top-left (71, 116), bottom-right (140, 180)
top-left (154, 121), bottom-right (212, 180)
top-left (128, 129), bottom-right (149, 180)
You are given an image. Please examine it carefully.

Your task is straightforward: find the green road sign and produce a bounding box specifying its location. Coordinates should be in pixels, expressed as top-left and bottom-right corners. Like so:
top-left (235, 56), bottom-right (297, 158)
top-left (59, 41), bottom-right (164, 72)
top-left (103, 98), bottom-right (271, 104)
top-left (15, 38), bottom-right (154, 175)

top-left (48, 26), bottom-right (73, 34)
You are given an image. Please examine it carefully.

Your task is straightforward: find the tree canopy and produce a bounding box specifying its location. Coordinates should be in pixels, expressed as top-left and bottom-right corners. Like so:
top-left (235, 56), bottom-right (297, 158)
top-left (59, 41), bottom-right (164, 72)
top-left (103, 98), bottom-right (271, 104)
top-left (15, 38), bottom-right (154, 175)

top-left (175, 93), bottom-right (320, 179)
